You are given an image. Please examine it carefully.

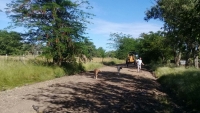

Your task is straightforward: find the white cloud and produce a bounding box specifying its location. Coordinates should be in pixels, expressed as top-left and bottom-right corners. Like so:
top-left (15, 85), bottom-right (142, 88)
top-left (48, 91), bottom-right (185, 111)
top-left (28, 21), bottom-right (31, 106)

top-left (87, 19), bottom-right (163, 38)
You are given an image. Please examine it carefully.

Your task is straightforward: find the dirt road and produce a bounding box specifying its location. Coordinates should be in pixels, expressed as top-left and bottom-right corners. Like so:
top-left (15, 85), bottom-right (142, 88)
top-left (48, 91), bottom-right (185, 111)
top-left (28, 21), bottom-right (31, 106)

top-left (0, 64), bottom-right (185, 113)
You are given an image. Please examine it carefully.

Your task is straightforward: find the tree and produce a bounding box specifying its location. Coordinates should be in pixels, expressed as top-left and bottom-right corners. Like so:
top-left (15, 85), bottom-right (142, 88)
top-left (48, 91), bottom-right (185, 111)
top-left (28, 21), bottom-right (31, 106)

top-left (0, 30), bottom-right (23, 55)
top-left (106, 50), bottom-right (116, 58)
top-left (108, 33), bottom-right (138, 59)
top-left (5, 0), bottom-right (94, 65)
top-left (96, 47), bottom-right (106, 62)
top-left (137, 31), bottom-right (172, 64)
top-left (75, 38), bottom-right (96, 62)
top-left (82, 38), bottom-right (96, 61)
top-left (145, 0), bottom-right (200, 68)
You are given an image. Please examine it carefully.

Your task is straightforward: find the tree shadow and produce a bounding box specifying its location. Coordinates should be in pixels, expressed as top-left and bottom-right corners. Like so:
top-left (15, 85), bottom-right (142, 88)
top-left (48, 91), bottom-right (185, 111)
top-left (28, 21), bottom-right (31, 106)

top-left (113, 63), bottom-right (147, 73)
top-left (25, 67), bottom-right (185, 113)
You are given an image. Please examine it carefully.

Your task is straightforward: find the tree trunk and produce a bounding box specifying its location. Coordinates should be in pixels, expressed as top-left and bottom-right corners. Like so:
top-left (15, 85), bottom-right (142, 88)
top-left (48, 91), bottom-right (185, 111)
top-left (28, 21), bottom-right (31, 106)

top-left (102, 58), bottom-right (104, 62)
top-left (175, 52), bottom-right (181, 66)
top-left (194, 55), bottom-right (199, 69)
top-left (185, 51), bottom-right (191, 68)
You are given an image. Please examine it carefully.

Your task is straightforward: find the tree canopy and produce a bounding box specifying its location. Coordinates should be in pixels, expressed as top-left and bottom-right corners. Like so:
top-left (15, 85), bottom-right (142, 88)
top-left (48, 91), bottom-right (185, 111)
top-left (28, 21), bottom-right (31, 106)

top-left (0, 30), bottom-right (23, 55)
top-left (137, 31), bottom-right (172, 64)
top-left (145, 0), bottom-right (200, 67)
top-left (5, 0), bottom-right (94, 65)
top-left (108, 33), bottom-right (138, 60)
top-left (107, 31), bottom-right (173, 64)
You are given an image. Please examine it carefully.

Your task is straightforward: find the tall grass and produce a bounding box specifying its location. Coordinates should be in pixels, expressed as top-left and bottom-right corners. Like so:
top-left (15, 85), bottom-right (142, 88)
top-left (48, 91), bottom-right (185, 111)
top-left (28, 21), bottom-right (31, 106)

top-left (103, 58), bottom-right (125, 66)
top-left (83, 62), bottom-right (104, 71)
top-left (155, 66), bottom-right (200, 111)
top-left (0, 56), bottom-right (124, 91)
top-left (0, 60), bottom-right (65, 91)
top-left (92, 57), bottom-right (124, 63)
top-left (83, 57), bottom-right (124, 71)
top-left (155, 66), bottom-right (186, 78)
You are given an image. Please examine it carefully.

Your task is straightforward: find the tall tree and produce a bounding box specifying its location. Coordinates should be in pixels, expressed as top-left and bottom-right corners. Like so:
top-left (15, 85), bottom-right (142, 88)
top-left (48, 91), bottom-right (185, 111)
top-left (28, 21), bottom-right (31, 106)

top-left (145, 0), bottom-right (200, 68)
top-left (5, 0), bottom-right (93, 65)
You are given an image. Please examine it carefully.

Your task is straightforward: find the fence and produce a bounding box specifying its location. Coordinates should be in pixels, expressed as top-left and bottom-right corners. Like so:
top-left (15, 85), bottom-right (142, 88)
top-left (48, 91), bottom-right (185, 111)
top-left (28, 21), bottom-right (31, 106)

top-left (0, 54), bottom-right (41, 63)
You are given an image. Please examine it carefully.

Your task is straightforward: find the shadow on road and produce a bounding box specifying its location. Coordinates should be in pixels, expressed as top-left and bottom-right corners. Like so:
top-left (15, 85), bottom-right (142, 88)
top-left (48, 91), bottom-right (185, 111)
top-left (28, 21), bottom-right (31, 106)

top-left (25, 65), bottom-right (184, 113)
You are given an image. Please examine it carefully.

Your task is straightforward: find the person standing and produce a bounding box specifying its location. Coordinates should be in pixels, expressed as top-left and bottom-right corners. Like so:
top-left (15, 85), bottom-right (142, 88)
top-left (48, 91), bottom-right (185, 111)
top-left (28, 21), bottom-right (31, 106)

top-left (137, 57), bottom-right (144, 72)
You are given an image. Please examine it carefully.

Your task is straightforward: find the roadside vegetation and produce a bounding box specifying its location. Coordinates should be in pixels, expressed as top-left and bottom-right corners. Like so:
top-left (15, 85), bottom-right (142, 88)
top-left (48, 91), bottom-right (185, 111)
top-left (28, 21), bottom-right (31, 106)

top-left (154, 66), bottom-right (200, 112)
top-left (0, 59), bottom-right (65, 91)
top-left (1, 0), bottom-right (200, 112)
top-left (83, 57), bottom-right (124, 71)
top-left (0, 56), bottom-right (123, 91)
top-left (143, 0), bottom-right (200, 111)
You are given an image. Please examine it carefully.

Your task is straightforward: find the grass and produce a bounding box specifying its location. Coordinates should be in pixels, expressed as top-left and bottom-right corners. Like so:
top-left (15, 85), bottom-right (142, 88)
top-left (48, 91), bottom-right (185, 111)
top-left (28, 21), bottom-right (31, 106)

top-left (155, 66), bottom-right (200, 112)
top-left (0, 60), bottom-right (65, 91)
top-left (0, 56), bottom-right (123, 91)
top-left (103, 58), bottom-right (125, 66)
top-left (92, 57), bottom-right (124, 63)
top-left (83, 62), bottom-right (104, 71)
top-left (83, 57), bottom-right (124, 71)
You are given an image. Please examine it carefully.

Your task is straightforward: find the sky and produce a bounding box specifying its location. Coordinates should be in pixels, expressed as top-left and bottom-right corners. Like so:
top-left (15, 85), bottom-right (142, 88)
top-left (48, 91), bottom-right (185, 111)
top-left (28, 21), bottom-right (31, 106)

top-left (0, 0), bottom-right (163, 51)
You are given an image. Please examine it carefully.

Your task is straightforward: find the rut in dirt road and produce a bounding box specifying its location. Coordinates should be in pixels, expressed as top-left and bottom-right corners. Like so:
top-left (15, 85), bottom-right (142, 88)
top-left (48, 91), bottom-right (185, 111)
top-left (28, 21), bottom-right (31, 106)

top-left (24, 65), bottom-right (185, 113)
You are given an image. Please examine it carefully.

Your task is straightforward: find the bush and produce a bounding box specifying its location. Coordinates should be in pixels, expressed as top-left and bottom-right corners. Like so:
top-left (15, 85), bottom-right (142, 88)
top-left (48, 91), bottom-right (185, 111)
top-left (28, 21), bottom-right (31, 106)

top-left (156, 67), bottom-right (200, 111)
top-left (61, 62), bottom-right (85, 75)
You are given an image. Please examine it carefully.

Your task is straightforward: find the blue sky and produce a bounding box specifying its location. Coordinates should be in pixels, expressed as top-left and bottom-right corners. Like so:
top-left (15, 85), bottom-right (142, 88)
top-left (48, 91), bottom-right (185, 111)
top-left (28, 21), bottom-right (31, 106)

top-left (0, 0), bottom-right (163, 51)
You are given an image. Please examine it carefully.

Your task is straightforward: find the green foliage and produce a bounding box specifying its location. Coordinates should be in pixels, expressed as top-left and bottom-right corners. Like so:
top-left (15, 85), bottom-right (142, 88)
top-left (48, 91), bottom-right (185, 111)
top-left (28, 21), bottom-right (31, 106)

top-left (22, 43), bottom-right (32, 54)
top-left (61, 62), bottom-right (85, 75)
top-left (156, 67), bottom-right (200, 111)
top-left (75, 38), bottom-right (96, 61)
top-left (108, 33), bottom-right (138, 59)
top-left (107, 31), bottom-right (174, 64)
top-left (96, 47), bottom-right (106, 61)
top-left (5, 0), bottom-right (94, 65)
top-left (106, 50), bottom-right (116, 58)
top-left (138, 31), bottom-right (173, 64)
top-left (0, 30), bottom-right (23, 55)
top-left (145, 0), bottom-right (200, 67)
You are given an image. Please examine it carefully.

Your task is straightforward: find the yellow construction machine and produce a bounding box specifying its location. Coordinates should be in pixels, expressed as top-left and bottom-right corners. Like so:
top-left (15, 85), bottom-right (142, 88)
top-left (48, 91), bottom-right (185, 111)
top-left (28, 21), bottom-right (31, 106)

top-left (126, 51), bottom-right (137, 67)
